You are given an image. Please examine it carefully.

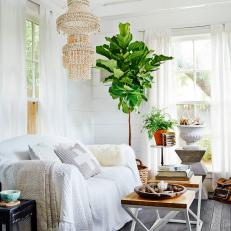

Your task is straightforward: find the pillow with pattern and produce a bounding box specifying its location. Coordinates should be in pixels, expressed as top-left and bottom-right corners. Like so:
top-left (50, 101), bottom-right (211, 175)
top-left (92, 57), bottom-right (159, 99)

top-left (29, 143), bottom-right (62, 163)
top-left (55, 141), bottom-right (101, 179)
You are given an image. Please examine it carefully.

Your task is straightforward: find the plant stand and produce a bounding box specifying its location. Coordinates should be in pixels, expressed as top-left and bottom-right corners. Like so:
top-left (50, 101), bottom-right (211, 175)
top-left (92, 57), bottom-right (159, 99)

top-left (151, 145), bottom-right (175, 166)
top-left (175, 148), bottom-right (208, 199)
top-left (175, 149), bottom-right (207, 180)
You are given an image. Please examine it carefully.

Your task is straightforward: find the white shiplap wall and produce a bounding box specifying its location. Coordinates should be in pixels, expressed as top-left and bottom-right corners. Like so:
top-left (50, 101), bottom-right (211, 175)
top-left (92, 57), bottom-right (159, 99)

top-left (66, 79), bottom-right (94, 144)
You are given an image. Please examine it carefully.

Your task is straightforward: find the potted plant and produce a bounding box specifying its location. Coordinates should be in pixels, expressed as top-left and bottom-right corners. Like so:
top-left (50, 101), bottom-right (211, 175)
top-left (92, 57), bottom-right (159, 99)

top-left (143, 108), bottom-right (176, 145)
top-left (96, 23), bottom-right (173, 145)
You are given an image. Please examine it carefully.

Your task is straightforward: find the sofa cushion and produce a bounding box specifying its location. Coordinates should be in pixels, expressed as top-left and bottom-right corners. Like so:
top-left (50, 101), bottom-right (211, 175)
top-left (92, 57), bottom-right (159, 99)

top-left (55, 142), bottom-right (101, 179)
top-left (86, 175), bottom-right (131, 231)
top-left (95, 166), bottom-right (136, 196)
top-left (0, 135), bottom-right (75, 161)
top-left (88, 145), bottom-right (126, 166)
top-left (29, 143), bottom-right (62, 163)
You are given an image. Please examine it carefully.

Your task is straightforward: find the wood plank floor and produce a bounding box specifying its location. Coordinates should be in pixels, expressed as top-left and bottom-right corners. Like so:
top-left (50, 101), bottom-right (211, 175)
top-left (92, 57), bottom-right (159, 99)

top-left (120, 200), bottom-right (231, 231)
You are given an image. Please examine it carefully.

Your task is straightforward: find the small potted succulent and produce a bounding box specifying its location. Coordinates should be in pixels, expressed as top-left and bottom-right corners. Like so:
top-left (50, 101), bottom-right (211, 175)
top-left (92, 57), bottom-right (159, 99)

top-left (143, 108), bottom-right (176, 145)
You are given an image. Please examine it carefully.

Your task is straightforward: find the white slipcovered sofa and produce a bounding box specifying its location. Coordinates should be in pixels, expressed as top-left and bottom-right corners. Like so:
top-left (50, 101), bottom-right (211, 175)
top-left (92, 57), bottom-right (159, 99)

top-left (0, 135), bottom-right (141, 231)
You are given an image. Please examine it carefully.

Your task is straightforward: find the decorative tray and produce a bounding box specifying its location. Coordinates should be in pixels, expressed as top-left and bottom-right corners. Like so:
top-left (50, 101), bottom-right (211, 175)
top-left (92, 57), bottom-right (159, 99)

top-left (134, 183), bottom-right (186, 200)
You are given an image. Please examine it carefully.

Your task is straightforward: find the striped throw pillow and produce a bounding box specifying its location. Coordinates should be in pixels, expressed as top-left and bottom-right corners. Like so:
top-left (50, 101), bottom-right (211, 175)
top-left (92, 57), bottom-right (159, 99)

top-left (55, 142), bottom-right (101, 179)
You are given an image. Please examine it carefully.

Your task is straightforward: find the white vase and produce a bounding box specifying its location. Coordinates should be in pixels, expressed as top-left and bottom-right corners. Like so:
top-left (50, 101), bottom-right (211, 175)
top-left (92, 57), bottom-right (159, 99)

top-left (177, 125), bottom-right (205, 150)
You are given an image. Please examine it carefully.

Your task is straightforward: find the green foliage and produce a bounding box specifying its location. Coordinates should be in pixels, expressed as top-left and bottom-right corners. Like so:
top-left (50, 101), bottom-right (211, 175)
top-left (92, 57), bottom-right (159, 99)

top-left (199, 136), bottom-right (212, 161)
top-left (96, 23), bottom-right (173, 114)
top-left (143, 108), bottom-right (176, 139)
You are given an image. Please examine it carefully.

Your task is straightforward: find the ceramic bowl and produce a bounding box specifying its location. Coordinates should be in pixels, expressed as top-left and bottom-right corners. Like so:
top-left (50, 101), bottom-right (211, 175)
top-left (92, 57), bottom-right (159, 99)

top-left (0, 190), bottom-right (21, 202)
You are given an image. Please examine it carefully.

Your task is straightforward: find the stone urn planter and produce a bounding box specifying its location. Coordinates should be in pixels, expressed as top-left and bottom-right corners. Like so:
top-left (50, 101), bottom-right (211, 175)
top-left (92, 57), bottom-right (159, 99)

top-left (177, 125), bottom-right (205, 150)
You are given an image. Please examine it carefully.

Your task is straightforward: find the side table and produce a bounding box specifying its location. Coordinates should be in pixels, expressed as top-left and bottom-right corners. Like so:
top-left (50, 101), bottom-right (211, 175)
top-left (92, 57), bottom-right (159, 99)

top-left (122, 190), bottom-right (196, 231)
top-left (148, 175), bottom-right (203, 231)
top-left (0, 200), bottom-right (37, 231)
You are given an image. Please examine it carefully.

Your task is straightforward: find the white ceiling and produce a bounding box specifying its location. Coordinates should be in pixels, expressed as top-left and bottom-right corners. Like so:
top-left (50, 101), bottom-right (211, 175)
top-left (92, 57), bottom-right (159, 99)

top-left (50, 0), bottom-right (231, 18)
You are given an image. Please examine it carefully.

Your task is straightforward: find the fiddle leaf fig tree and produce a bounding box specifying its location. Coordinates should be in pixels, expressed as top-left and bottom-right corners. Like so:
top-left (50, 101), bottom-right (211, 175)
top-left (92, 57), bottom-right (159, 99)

top-left (96, 23), bottom-right (173, 146)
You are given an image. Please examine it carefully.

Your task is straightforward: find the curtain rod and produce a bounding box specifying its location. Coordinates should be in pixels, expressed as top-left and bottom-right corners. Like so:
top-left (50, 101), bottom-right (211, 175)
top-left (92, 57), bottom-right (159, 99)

top-left (27, 0), bottom-right (55, 14)
top-left (28, 0), bottom-right (40, 7)
top-left (138, 24), bottom-right (211, 33)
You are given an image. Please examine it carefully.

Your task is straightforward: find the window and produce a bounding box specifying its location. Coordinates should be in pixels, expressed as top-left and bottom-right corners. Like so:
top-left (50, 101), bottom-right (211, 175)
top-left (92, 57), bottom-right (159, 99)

top-left (26, 19), bottom-right (39, 134)
top-left (26, 20), bottom-right (39, 99)
top-left (173, 35), bottom-right (212, 163)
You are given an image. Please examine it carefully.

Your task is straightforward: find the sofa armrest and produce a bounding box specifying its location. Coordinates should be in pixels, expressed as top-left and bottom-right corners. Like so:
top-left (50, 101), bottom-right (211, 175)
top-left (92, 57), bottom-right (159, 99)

top-left (0, 160), bottom-right (93, 230)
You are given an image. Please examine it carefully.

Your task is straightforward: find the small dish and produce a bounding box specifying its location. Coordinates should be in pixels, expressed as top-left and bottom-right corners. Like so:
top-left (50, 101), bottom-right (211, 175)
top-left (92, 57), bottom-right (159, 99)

top-left (0, 190), bottom-right (21, 202)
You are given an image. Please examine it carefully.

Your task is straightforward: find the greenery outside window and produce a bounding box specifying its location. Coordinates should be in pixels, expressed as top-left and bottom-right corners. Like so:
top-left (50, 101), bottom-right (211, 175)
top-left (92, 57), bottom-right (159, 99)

top-left (173, 35), bottom-right (212, 163)
top-left (26, 19), bottom-right (39, 99)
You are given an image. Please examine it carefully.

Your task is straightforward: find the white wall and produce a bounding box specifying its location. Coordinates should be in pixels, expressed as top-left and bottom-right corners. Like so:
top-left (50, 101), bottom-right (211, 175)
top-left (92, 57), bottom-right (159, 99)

top-left (66, 80), bottom-right (94, 144)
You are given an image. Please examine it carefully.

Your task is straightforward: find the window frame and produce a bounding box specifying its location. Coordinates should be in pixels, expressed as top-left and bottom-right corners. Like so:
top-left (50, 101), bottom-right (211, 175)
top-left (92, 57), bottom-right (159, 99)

top-left (173, 34), bottom-right (212, 163)
top-left (26, 9), bottom-right (39, 134)
top-left (173, 34), bottom-right (211, 118)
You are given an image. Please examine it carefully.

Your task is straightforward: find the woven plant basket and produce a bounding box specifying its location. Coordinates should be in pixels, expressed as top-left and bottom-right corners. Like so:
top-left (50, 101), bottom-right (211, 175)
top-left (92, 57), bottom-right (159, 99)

top-left (136, 159), bottom-right (149, 185)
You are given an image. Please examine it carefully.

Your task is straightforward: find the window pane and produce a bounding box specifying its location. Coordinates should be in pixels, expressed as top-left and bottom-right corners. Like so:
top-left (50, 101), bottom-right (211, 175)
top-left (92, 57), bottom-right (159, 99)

top-left (34, 23), bottom-right (39, 61)
top-left (196, 71), bottom-right (211, 101)
top-left (26, 21), bottom-right (32, 60)
top-left (26, 60), bottom-right (33, 97)
top-left (35, 62), bottom-right (39, 98)
top-left (176, 72), bottom-right (195, 101)
top-left (174, 40), bottom-right (193, 70)
top-left (26, 20), bottom-right (39, 99)
top-left (195, 103), bottom-right (211, 127)
top-left (195, 39), bottom-right (211, 70)
top-left (199, 135), bottom-right (212, 161)
top-left (177, 103), bottom-right (210, 126)
top-left (177, 104), bottom-right (195, 121)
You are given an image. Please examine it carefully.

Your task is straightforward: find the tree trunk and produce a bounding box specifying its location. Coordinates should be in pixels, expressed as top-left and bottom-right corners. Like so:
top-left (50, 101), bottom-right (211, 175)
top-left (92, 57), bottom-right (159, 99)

top-left (128, 111), bottom-right (131, 146)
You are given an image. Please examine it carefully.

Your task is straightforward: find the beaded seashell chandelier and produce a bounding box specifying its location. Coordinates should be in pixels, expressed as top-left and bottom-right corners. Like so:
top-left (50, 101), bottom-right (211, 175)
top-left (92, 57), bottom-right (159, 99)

top-left (57, 0), bottom-right (100, 80)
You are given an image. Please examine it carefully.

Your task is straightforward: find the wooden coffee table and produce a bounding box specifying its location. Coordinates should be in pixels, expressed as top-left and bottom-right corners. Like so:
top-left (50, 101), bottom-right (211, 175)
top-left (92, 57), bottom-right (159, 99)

top-left (148, 176), bottom-right (203, 231)
top-left (122, 190), bottom-right (195, 231)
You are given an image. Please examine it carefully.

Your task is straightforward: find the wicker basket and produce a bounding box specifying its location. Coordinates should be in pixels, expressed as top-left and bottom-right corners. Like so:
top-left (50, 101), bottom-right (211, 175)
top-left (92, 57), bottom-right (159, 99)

top-left (136, 159), bottom-right (149, 185)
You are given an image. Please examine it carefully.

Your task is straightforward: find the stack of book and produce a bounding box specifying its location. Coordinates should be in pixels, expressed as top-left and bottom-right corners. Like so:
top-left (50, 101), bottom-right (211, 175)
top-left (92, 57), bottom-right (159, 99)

top-left (162, 132), bottom-right (176, 146)
top-left (156, 164), bottom-right (194, 181)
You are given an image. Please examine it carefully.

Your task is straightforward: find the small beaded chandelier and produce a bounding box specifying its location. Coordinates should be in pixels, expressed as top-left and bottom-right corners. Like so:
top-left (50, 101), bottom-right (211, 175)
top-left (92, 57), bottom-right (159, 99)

top-left (57, 0), bottom-right (100, 80)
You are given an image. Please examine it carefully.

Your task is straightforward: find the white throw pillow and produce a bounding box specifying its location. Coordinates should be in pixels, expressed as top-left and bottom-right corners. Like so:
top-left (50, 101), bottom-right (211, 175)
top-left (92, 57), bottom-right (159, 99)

top-left (55, 141), bottom-right (101, 179)
top-left (88, 144), bottom-right (126, 166)
top-left (28, 143), bottom-right (62, 163)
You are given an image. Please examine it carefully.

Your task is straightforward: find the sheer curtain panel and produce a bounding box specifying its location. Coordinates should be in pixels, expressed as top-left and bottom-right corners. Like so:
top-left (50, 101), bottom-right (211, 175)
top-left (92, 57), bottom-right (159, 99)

top-left (211, 23), bottom-right (231, 178)
top-left (38, 6), bottom-right (67, 136)
top-left (0, 0), bottom-right (27, 141)
top-left (142, 29), bottom-right (179, 175)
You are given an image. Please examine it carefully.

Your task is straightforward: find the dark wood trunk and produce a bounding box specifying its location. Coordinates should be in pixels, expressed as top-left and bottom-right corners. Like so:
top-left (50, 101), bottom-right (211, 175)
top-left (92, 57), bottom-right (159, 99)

top-left (128, 111), bottom-right (131, 146)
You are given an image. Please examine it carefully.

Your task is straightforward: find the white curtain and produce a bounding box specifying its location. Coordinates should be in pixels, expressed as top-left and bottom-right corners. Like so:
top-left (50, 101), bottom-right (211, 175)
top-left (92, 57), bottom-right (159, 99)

top-left (211, 23), bottom-right (231, 178)
top-left (0, 0), bottom-right (27, 141)
top-left (38, 6), bottom-right (67, 136)
top-left (142, 29), bottom-right (179, 175)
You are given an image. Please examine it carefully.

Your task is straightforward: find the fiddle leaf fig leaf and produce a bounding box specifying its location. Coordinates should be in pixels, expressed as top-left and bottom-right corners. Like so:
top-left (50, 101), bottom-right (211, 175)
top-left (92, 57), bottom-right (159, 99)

top-left (96, 59), bottom-right (117, 73)
top-left (119, 23), bottom-right (130, 36)
top-left (124, 85), bottom-right (133, 91)
top-left (114, 68), bottom-right (124, 78)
